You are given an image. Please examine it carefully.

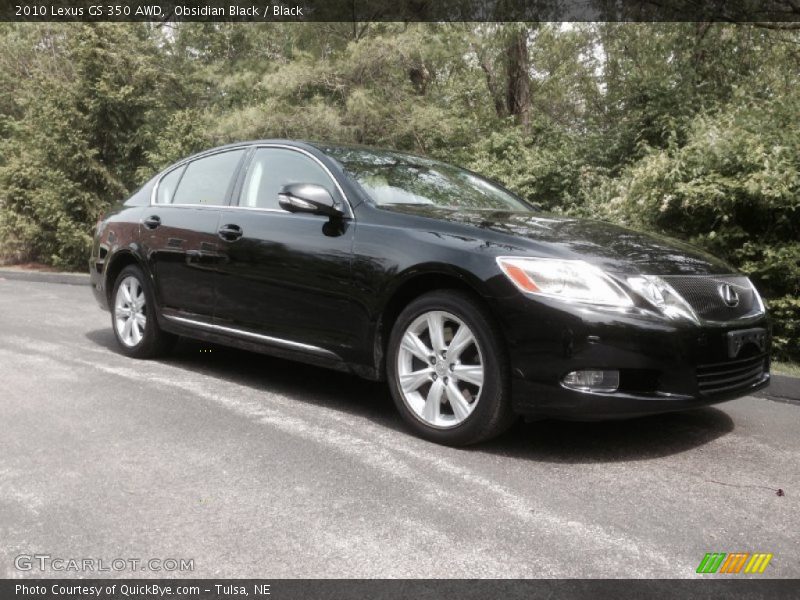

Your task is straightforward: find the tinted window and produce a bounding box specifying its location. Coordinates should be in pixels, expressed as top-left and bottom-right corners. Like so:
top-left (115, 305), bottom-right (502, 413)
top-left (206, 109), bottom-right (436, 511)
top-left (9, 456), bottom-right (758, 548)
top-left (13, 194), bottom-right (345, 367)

top-left (240, 148), bottom-right (335, 209)
top-left (172, 150), bottom-right (245, 206)
top-left (323, 147), bottom-right (530, 212)
top-left (155, 165), bottom-right (185, 205)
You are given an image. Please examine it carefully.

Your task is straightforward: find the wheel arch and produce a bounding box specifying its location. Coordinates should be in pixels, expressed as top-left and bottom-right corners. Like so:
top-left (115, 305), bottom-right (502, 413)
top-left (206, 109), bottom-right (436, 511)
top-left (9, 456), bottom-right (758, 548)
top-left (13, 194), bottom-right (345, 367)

top-left (372, 265), bottom-right (504, 380)
top-left (104, 247), bottom-right (149, 306)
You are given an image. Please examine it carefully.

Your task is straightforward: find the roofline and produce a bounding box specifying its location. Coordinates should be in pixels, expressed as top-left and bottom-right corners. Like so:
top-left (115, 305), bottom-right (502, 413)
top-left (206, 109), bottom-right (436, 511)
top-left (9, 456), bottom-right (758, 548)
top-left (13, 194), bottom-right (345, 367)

top-left (179, 139), bottom-right (425, 164)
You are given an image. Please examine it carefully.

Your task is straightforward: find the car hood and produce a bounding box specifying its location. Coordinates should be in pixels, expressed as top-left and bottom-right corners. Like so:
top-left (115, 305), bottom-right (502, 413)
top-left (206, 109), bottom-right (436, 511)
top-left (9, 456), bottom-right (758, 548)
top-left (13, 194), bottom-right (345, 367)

top-left (382, 205), bottom-right (734, 276)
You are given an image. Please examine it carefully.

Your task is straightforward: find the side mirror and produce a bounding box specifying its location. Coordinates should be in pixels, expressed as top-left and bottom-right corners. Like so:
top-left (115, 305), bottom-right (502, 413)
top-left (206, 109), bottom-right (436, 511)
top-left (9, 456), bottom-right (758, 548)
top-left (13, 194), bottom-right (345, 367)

top-left (278, 183), bottom-right (343, 218)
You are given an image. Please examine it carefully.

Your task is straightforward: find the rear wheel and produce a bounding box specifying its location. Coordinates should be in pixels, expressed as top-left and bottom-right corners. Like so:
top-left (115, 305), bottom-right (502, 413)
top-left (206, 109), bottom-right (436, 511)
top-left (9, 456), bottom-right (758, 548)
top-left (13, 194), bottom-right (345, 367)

top-left (111, 265), bottom-right (176, 358)
top-left (386, 290), bottom-right (515, 445)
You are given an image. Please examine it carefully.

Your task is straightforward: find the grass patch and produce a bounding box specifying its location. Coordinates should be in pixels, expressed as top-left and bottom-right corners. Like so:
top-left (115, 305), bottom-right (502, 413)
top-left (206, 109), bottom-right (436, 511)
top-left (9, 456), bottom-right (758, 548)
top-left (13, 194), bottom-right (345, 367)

top-left (772, 361), bottom-right (800, 378)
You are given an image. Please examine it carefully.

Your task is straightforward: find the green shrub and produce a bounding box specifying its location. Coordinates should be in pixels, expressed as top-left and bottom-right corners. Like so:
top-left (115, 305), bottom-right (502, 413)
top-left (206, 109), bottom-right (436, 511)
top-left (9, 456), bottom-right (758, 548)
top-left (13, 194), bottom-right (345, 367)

top-left (587, 99), bottom-right (800, 360)
top-left (768, 297), bottom-right (800, 361)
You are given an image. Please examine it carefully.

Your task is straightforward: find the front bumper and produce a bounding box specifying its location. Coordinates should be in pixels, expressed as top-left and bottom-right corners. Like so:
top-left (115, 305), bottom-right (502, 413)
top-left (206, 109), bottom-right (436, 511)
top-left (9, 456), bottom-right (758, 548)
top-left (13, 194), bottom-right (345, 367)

top-left (499, 295), bottom-right (770, 420)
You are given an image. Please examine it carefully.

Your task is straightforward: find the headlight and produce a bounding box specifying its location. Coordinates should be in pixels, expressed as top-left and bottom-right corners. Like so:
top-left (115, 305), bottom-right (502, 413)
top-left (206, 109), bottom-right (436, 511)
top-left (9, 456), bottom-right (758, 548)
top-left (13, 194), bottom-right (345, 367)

top-left (626, 275), bottom-right (699, 323)
top-left (749, 279), bottom-right (766, 313)
top-left (496, 257), bottom-right (633, 307)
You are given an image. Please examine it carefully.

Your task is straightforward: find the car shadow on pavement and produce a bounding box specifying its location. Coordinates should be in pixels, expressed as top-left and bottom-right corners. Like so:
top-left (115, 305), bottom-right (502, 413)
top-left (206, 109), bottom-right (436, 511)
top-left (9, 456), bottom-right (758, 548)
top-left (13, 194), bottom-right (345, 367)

top-left (85, 329), bottom-right (735, 465)
top-left (480, 410), bottom-right (734, 464)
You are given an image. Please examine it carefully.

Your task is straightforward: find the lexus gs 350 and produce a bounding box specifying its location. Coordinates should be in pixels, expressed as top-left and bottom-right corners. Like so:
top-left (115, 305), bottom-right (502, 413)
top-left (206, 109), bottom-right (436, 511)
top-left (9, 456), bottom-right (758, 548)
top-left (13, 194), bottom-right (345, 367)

top-left (90, 140), bottom-right (770, 445)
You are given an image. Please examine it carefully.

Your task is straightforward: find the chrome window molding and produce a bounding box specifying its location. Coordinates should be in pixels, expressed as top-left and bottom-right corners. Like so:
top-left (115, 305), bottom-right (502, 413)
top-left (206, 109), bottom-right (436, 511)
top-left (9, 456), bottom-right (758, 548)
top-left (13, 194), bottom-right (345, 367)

top-left (150, 144), bottom-right (355, 219)
top-left (150, 145), bottom-right (249, 208)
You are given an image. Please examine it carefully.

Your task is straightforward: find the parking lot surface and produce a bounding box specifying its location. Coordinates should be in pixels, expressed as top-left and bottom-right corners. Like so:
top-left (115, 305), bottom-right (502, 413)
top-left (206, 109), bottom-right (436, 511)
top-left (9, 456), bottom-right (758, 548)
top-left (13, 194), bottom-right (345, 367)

top-left (1, 279), bottom-right (797, 578)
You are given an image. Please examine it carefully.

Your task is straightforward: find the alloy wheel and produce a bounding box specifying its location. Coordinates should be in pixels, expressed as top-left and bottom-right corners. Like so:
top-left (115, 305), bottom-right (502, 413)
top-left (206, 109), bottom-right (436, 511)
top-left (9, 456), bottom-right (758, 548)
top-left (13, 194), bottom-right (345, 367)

top-left (114, 275), bottom-right (147, 347)
top-left (396, 310), bottom-right (484, 428)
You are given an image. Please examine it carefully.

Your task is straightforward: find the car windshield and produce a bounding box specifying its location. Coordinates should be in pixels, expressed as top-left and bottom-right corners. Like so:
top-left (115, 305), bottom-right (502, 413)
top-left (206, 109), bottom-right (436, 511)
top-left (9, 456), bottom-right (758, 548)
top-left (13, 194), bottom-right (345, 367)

top-left (321, 147), bottom-right (532, 212)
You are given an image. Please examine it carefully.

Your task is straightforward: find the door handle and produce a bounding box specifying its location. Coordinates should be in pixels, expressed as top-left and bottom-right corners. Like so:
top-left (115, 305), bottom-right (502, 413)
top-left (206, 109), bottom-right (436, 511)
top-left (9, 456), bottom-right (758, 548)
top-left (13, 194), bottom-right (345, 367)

top-left (218, 224), bottom-right (243, 241)
top-left (143, 215), bottom-right (161, 229)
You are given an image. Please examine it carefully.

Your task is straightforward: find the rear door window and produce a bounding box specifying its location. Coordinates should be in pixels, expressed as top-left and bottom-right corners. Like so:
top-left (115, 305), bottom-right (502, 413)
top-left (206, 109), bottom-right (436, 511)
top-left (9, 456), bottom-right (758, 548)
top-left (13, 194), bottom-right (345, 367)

top-left (171, 149), bottom-right (246, 206)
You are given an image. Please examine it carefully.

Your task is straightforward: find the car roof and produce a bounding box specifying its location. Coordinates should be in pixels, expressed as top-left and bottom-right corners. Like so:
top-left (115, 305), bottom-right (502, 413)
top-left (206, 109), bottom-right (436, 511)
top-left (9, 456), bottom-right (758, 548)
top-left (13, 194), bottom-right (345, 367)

top-left (181, 139), bottom-right (314, 160)
top-left (180, 139), bottom-right (423, 163)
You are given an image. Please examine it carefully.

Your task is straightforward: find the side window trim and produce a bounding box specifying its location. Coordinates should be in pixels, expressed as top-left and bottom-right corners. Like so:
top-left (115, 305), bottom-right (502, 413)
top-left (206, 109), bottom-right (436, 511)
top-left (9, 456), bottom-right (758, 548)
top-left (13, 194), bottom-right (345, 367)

top-left (217, 146), bottom-right (250, 208)
top-left (229, 146), bottom-right (257, 211)
top-left (173, 165), bottom-right (188, 201)
top-left (150, 146), bottom-right (249, 208)
top-left (150, 144), bottom-right (353, 218)
top-left (153, 164), bottom-right (187, 205)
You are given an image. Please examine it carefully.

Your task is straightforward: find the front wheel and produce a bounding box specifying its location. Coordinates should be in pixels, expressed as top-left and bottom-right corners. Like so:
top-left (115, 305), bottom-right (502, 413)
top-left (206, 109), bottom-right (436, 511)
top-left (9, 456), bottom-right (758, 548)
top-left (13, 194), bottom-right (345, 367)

top-left (111, 264), bottom-right (176, 358)
top-left (386, 290), bottom-right (515, 446)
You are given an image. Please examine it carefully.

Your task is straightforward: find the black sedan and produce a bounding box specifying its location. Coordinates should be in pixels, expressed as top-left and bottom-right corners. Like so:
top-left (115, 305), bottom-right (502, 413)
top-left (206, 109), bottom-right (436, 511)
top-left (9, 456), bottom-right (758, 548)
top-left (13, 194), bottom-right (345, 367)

top-left (90, 140), bottom-right (770, 445)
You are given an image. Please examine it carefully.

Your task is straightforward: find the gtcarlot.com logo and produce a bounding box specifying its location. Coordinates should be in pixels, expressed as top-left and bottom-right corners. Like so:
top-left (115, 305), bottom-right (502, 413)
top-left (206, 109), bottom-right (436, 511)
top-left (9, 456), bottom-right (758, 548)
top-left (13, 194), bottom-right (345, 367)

top-left (696, 552), bottom-right (773, 574)
top-left (14, 554), bottom-right (194, 573)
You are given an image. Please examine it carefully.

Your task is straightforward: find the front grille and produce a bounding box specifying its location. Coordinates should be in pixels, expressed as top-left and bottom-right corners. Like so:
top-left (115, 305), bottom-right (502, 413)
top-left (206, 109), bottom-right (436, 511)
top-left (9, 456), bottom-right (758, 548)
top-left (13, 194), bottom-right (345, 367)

top-left (662, 275), bottom-right (756, 321)
top-left (696, 353), bottom-right (767, 396)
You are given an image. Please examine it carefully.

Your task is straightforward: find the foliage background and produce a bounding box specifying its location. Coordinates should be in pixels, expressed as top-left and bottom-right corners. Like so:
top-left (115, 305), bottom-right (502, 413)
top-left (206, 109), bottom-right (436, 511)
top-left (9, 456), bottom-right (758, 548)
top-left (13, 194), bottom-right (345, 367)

top-left (0, 22), bottom-right (797, 359)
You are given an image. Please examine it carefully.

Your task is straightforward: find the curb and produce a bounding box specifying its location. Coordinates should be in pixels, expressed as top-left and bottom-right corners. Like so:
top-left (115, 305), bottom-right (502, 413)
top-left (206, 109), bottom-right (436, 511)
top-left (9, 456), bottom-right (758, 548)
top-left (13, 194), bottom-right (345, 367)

top-left (0, 268), bottom-right (89, 286)
top-left (758, 374), bottom-right (800, 404)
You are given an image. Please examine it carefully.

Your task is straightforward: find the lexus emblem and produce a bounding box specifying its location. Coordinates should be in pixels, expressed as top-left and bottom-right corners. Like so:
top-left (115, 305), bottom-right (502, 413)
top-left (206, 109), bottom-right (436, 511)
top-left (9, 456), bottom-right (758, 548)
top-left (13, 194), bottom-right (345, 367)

top-left (719, 283), bottom-right (740, 307)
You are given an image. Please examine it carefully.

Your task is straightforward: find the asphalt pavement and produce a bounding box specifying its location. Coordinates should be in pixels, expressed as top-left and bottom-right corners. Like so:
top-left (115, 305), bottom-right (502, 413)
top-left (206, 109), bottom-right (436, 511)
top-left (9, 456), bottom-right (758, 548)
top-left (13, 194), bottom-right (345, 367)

top-left (0, 277), bottom-right (798, 578)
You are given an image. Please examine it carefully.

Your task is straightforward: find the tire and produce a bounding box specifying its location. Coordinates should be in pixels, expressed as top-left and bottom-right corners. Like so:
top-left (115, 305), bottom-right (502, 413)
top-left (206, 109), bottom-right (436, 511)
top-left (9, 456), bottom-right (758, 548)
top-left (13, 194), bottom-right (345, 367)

top-left (386, 289), bottom-right (516, 446)
top-left (110, 264), bottom-right (176, 359)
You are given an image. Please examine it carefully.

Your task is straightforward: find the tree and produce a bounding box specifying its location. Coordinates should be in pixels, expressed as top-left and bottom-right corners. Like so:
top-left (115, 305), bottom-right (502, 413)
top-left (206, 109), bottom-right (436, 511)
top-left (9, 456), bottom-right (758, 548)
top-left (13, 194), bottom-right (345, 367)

top-left (1, 21), bottom-right (798, 359)
top-left (0, 24), bottom-right (172, 268)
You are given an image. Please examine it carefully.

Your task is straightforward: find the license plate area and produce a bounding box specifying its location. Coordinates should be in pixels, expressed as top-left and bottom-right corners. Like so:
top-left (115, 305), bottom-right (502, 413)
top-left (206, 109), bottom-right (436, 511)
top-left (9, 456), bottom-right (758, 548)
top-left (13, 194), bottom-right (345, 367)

top-left (727, 327), bottom-right (767, 358)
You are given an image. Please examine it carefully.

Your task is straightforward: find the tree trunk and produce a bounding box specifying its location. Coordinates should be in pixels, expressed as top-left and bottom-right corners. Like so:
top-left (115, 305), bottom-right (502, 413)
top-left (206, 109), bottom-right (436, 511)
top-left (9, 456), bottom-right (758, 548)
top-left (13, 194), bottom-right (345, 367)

top-left (506, 28), bottom-right (530, 128)
top-left (479, 54), bottom-right (506, 117)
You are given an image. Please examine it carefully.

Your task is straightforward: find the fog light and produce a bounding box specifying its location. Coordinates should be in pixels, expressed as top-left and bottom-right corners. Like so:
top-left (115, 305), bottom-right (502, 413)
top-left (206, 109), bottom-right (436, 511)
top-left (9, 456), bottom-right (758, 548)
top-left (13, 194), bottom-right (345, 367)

top-left (562, 369), bottom-right (619, 392)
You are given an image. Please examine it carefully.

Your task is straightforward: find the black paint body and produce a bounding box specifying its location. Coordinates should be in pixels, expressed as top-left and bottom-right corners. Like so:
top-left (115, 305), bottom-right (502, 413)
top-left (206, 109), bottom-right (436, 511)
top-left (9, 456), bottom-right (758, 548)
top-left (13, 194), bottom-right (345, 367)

top-left (90, 140), bottom-right (770, 419)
